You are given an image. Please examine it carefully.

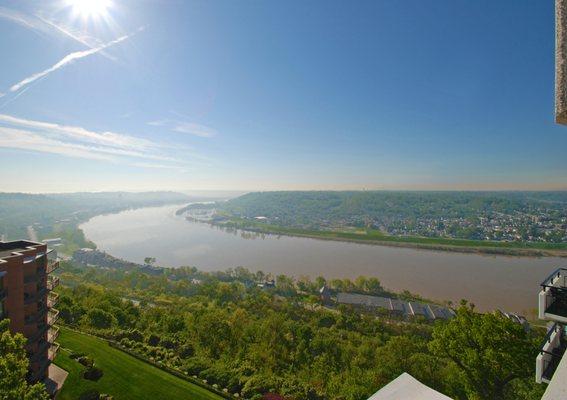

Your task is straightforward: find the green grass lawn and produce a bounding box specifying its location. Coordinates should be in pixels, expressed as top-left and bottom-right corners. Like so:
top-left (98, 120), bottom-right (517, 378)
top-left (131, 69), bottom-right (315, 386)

top-left (54, 328), bottom-right (223, 400)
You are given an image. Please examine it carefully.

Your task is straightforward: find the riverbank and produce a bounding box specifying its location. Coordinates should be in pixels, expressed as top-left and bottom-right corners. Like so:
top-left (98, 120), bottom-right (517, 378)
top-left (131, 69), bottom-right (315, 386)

top-left (204, 217), bottom-right (567, 258)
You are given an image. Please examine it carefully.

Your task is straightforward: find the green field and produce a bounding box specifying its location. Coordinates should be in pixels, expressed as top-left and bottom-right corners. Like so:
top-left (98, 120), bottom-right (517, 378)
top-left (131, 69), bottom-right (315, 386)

top-left (54, 328), bottom-right (223, 400)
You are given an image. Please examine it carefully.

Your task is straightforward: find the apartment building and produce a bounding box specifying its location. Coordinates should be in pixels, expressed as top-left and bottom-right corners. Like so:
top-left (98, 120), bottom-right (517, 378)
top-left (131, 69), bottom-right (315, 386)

top-left (0, 240), bottom-right (60, 383)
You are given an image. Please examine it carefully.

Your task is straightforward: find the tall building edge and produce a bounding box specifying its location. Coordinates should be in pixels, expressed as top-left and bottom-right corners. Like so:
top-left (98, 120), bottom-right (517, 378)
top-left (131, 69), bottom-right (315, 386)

top-left (0, 240), bottom-right (60, 385)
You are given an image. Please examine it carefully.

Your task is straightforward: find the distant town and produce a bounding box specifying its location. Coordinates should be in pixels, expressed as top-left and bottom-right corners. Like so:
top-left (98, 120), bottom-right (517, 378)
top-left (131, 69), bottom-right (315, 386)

top-left (179, 191), bottom-right (567, 248)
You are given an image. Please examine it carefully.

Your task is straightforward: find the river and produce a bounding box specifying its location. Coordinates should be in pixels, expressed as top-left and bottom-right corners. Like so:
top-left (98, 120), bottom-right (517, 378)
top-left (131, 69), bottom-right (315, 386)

top-left (80, 204), bottom-right (565, 314)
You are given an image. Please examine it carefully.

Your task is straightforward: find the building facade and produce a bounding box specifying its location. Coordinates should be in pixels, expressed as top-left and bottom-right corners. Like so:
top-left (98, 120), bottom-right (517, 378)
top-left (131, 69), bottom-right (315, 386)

top-left (0, 240), bottom-right (60, 383)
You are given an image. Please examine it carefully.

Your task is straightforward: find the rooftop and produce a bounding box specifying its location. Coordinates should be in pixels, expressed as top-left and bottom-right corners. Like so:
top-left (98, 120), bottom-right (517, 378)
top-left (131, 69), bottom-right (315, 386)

top-left (367, 373), bottom-right (452, 400)
top-left (0, 240), bottom-right (42, 260)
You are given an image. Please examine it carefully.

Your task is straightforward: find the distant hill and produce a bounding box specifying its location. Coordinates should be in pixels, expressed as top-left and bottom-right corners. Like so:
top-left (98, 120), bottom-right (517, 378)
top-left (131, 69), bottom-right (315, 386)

top-left (0, 191), bottom-right (190, 240)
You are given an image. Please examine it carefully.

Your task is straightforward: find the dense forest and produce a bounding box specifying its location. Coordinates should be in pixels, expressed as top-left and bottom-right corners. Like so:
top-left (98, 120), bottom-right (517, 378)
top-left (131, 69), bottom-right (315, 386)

top-left (53, 261), bottom-right (545, 400)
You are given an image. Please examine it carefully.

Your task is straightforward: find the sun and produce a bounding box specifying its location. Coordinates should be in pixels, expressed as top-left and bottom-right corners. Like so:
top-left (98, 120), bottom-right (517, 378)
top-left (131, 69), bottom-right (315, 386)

top-left (67, 0), bottom-right (112, 19)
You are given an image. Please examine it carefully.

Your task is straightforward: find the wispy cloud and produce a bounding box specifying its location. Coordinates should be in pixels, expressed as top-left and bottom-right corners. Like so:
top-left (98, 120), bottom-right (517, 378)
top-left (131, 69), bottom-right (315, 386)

top-left (0, 114), bottom-right (189, 169)
top-left (0, 7), bottom-right (117, 61)
top-left (148, 119), bottom-right (217, 138)
top-left (0, 7), bottom-right (51, 36)
top-left (36, 15), bottom-right (118, 62)
top-left (9, 29), bottom-right (140, 93)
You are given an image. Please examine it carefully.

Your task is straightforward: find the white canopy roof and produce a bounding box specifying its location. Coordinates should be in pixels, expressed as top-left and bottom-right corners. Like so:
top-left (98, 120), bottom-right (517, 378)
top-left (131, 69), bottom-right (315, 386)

top-left (368, 373), bottom-right (453, 400)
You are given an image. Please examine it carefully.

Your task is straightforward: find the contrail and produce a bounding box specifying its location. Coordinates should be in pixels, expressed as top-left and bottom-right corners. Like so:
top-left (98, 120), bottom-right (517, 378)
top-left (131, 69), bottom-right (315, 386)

top-left (9, 28), bottom-right (142, 93)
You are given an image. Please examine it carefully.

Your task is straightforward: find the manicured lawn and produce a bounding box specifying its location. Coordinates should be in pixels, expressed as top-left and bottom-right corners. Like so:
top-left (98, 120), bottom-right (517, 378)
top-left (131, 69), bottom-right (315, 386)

top-left (54, 328), bottom-right (223, 400)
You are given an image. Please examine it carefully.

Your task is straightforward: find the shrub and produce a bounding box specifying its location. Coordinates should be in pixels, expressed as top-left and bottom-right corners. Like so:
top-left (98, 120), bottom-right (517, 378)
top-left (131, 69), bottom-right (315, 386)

top-left (183, 357), bottom-right (211, 375)
top-left (146, 333), bottom-right (160, 346)
top-left (70, 352), bottom-right (86, 360)
top-left (179, 343), bottom-right (195, 358)
top-left (78, 356), bottom-right (94, 368)
top-left (83, 366), bottom-right (104, 381)
top-left (79, 389), bottom-right (100, 400)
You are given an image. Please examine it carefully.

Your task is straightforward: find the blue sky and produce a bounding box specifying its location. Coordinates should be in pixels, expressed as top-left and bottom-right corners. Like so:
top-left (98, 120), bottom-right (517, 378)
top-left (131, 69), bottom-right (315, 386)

top-left (0, 0), bottom-right (565, 192)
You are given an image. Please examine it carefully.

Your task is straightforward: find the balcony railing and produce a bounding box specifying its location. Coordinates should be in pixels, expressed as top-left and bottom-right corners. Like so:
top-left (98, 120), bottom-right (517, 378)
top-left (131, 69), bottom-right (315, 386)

top-left (47, 260), bottom-right (60, 274)
top-left (539, 268), bottom-right (567, 322)
top-left (48, 343), bottom-right (59, 361)
top-left (47, 276), bottom-right (60, 291)
top-left (47, 292), bottom-right (59, 309)
top-left (536, 323), bottom-right (567, 383)
top-left (47, 309), bottom-right (59, 326)
top-left (47, 326), bottom-right (59, 344)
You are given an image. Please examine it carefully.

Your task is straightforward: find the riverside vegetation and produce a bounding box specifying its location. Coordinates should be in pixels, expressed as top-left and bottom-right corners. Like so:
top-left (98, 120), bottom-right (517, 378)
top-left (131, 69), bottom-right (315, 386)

top-left (47, 259), bottom-right (546, 400)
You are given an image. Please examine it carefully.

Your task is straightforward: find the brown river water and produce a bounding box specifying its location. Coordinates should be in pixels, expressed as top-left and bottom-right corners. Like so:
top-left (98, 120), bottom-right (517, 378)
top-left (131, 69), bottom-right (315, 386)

top-left (80, 205), bottom-right (565, 314)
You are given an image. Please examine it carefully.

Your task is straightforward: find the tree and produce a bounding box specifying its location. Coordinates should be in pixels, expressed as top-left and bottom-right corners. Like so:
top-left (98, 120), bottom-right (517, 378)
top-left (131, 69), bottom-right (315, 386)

top-left (0, 319), bottom-right (50, 400)
top-left (429, 302), bottom-right (536, 400)
top-left (85, 308), bottom-right (115, 329)
top-left (144, 257), bottom-right (156, 266)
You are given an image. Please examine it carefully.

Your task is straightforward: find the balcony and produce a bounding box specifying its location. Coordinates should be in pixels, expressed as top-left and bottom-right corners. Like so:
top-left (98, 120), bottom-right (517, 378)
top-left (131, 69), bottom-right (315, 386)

top-left (539, 268), bottom-right (567, 323)
top-left (47, 292), bottom-right (59, 308)
top-left (536, 324), bottom-right (567, 383)
top-left (47, 276), bottom-right (59, 291)
top-left (48, 343), bottom-right (60, 361)
top-left (47, 326), bottom-right (59, 344)
top-left (47, 259), bottom-right (60, 274)
top-left (47, 309), bottom-right (59, 326)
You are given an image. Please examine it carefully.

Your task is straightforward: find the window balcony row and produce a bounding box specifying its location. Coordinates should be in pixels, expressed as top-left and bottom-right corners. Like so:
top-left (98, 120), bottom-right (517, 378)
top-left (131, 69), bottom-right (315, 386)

top-left (47, 308), bottom-right (59, 326)
top-left (23, 268), bottom-right (47, 285)
top-left (47, 259), bottom-right (59, 274)
top-left (47, 326), bottom-right (59, 344)
top-left (28, 340), bottom-right (49, 363)
top-left (24, 306), bottom-right (48, 326)
top-left (47, 276), bottom-right (60, 291)
top-left (24, 288), bottom-right (48, 305)
top-left (48, 342), bottom-right (59, 361)
top-left (539, 268), bottom-right (567, 323)
top-left (47, 292), bottom-right (59, 308)
top-left (536, 323), bottom-right (567, 384)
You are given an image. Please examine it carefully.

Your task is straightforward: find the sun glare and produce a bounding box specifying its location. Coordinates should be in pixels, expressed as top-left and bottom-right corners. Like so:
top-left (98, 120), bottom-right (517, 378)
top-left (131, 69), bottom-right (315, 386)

top-left (68, 0), bottom-right (112, 18)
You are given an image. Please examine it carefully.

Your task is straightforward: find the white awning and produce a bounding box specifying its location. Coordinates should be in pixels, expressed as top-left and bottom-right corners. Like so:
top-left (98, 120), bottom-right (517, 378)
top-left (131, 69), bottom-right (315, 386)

top-left (368, 373), bottom-right (453, 400)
